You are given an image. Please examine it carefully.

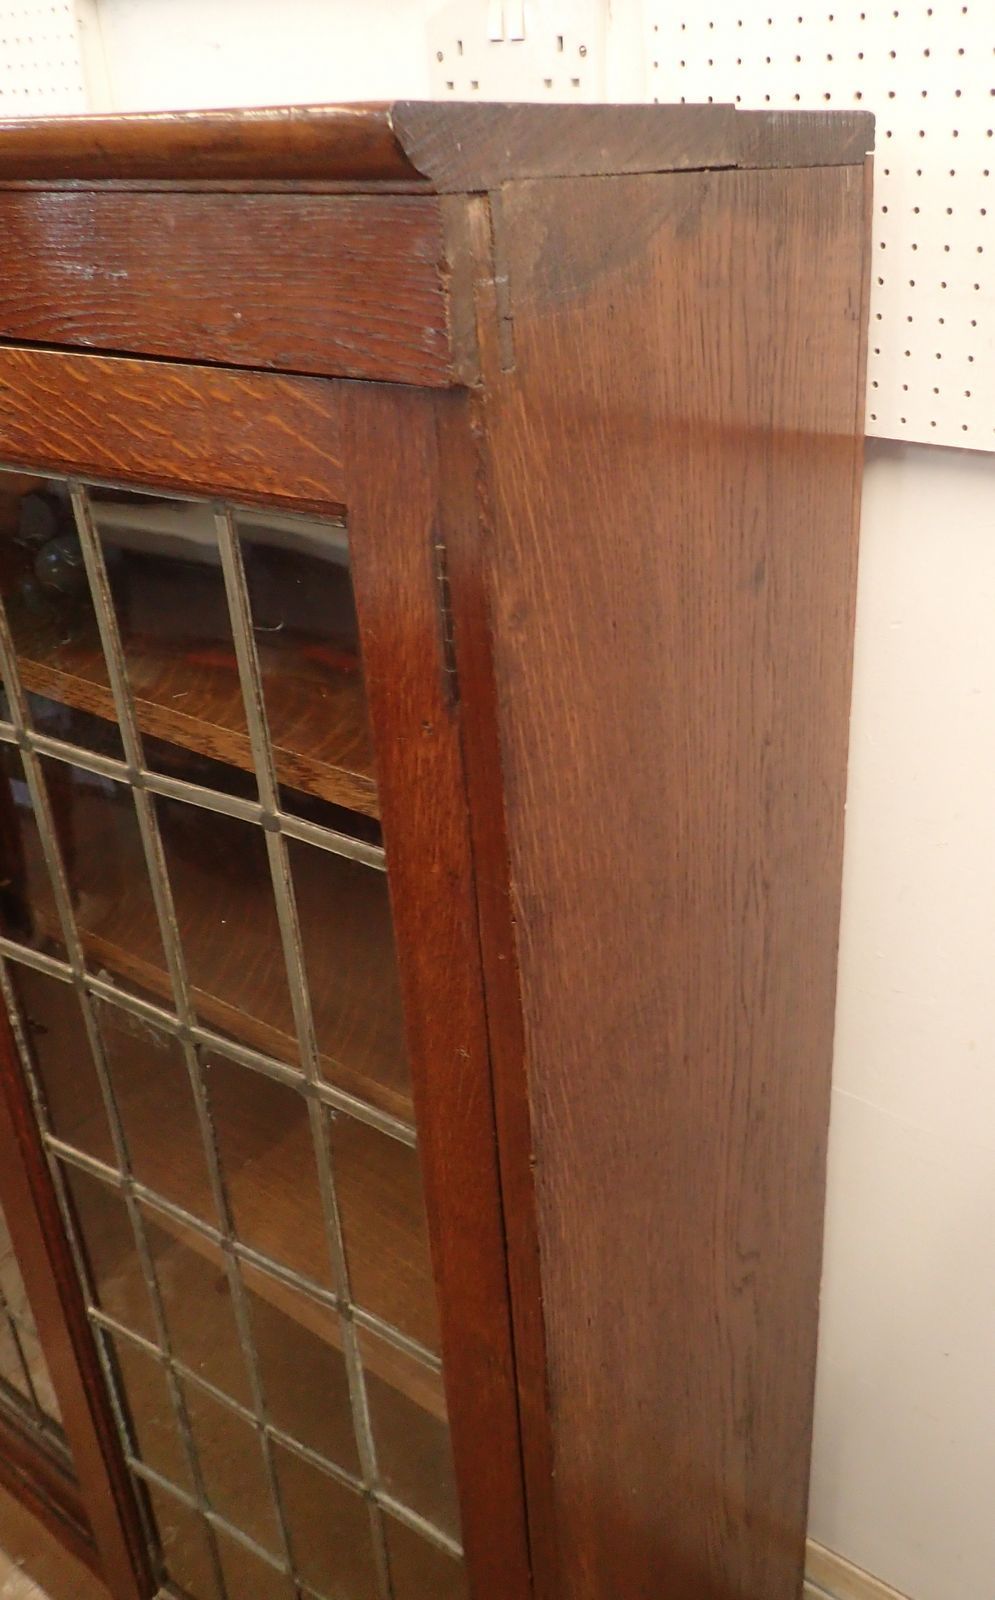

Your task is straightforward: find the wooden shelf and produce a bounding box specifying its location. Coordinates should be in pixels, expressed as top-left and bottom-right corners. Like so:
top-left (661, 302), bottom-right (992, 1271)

top-left (36, 766), bottom-right (411, 1125)
top-left (9, 596), bottom-right (379, 820)
top-left (28, 972), bottom-right (442, 1413)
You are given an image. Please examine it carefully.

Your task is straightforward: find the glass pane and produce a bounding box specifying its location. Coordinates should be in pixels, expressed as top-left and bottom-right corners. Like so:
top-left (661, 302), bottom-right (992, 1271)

top-left (145, 1481), bottom-right (221, 1600)
top-left (89, 487), bottom-right (254, 788)
top-left (0, 1317), bottom-right (30, 1403)
top-left (9, 963), bottom-right (113, 1166)
top-left (0, 743), bottom-right (63, 956)
top-left (330, 1113), bottom-right (439, 1353)
top-left (155, 795), bottom-right (298, 1063)
top-left (216, 1527), bottom-right (295, 1600)
top-left (14, 1322), bottom-right (62, 1425)
top-left (140, 1216), bottom-right (251, 1412)
top-left (106, 1330), bottom-right (192, 1494)
top-left (233, 509), bottom-right (376, 821)
top-left (182, 1380), bottom-right (280, 1556)
top-left (273, 1441), bottom-right (378, 1600)
top-left (385, 1516), bottom-right (469, 1600)
top-left (23, 691), bottom-right (124, 761)
top-left (0, 472), bottom-right (465, 1600)
top-left (290, 837), bottom-right (410, 1118)
top-left (63, 1164), bottom-right (156, 1342)
top-left (201, 1053), bottom-right (331, 1289)
top-left (97, 997), bottom-right (217, 1228)
top-left (360, 1328), bottom-right (459, 1542)
top-left (40, 754), bottom-right (167, 1007)
top-left (0, 470), bottom-right (124, 759)
top-left (0, 1198), bottom-right (64, 1437)
top-left (241, 1261), bottom-right (358, 1476)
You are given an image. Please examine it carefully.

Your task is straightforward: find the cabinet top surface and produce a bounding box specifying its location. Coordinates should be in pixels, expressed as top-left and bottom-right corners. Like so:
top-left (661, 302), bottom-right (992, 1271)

top-left (0, 100), bottom-right (873, 189)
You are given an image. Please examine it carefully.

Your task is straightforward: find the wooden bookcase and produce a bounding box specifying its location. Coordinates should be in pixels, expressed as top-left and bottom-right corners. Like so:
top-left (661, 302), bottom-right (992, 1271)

top-left (0, 101), bottom-right (872, 1600)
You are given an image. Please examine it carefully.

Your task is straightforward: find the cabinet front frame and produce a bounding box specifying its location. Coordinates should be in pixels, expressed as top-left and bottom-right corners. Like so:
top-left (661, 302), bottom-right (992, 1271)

top-left (0, 347), bottom-right (532, 1600)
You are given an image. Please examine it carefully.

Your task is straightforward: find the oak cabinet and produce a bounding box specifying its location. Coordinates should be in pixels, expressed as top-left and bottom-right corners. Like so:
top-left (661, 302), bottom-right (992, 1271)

top-left (0, 101), bottom-right (872, 1600)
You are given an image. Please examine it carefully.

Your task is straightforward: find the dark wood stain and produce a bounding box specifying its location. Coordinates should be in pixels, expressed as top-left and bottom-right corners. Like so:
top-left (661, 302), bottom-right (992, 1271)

top-left (469, 162), bottom-right (870, 1600)
top-left (0, 191), bottom-right (454, 386)
top-left (0, 101), bottom-right (874, 188)
top-left (0, 102), bottom-right (873, 1600)
top-left (344, 384), bottom-right (533, 1600)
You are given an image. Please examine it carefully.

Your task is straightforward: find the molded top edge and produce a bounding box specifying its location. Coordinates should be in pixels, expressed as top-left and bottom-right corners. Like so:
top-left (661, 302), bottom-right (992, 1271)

top-left (0, 100), bottom-right (875, 187)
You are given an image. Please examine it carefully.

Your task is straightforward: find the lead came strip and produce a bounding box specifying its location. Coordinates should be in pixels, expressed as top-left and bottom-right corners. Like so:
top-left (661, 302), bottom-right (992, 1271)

top-left (69, 484), bottom-right (302, 1595)
top-left (214, 504), bottom-right (397, 1600)
top-left (0, 573), bottom-right (233, 1599)
top-left (0, 470), bottom-right (462, 1599)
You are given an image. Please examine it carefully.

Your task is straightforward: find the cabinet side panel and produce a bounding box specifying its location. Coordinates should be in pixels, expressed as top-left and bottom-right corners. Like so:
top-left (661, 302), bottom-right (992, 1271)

top-left (481, 165), bottom-right (869, 1600)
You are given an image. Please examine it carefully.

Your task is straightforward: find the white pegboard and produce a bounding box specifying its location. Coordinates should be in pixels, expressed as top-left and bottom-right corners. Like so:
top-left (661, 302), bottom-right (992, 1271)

top-left (646, 0), bottom-right (995, 451)
top-left (428, 0), bottom-right (607, 101)
top-left (0, 1), bottom-right (89, 115)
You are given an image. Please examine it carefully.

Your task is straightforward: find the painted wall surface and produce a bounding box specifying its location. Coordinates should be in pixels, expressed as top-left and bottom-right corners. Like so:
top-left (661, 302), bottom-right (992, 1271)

top-left (18, 6), bottom-right (995, 1596)
top-left (811, 439), bottom-right (995, 1600)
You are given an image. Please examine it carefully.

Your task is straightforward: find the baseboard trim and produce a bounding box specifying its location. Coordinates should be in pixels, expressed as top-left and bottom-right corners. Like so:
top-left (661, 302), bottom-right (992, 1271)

top-left (805, 1539), bottom-right (912, 1600)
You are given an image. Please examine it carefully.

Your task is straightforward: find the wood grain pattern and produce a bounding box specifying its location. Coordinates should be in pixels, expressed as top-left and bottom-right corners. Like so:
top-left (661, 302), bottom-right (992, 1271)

top-left (0, 347), bottom-right (347, 513)
top-left (343, 385), bottom-right (532, 1600)
top-left (0, 102), bottom-right (873, 188)
top-left (0, 104), bottom-right (417, 184)
top-left (0, 101), bottom-right (873, 1600)
top-left (434, 216), bottom-right (561, 1592)
top-left (9, 600), bottom-right (378, 819)
top-left (392, 101), bottom-right (873, 189)
top-left (0, 191), bottom-right (454, 386)
top-left (469, 163), bottom-right (870, 1600)
top-left (0, 1013), bottom-right (149, 1599)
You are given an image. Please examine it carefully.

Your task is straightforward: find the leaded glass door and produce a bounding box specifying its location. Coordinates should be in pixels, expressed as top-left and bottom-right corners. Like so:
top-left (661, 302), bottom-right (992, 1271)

top-left (0, 362), bottom-right (528, 1600)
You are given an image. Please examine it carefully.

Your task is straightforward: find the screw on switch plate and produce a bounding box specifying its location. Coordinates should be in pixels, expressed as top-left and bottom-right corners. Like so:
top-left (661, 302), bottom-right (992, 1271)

top-left (428, 0), bottom-right (607, 100)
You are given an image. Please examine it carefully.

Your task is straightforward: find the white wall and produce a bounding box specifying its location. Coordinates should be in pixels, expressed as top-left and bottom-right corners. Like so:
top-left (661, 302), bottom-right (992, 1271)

top-left (89, 0), bottom-right (431, 110)
top-left (46, 8), bottom-right (995, 1597)
top-left (811, 439), bottom-right (995, 1600)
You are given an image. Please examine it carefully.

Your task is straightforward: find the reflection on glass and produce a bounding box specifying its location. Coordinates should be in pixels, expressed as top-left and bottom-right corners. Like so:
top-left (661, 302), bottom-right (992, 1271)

top-left (273, 1441), bottom-right (378, 1600)
top-left (145, 1481), bottom-right (220, 1600)
top-left (330, 1114), bottom-right (440, 1353)
top-left (0, 471), bottom-right (124, 759)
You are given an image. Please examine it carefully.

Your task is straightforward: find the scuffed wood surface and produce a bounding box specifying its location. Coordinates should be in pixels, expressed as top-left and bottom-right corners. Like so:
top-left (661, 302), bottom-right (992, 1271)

top-left (0, 101), bottom-right (874, 188)
top-left (476, 161), bottom-right (869, 1600)
top-left (0, 192), bottom-right (454, 386)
